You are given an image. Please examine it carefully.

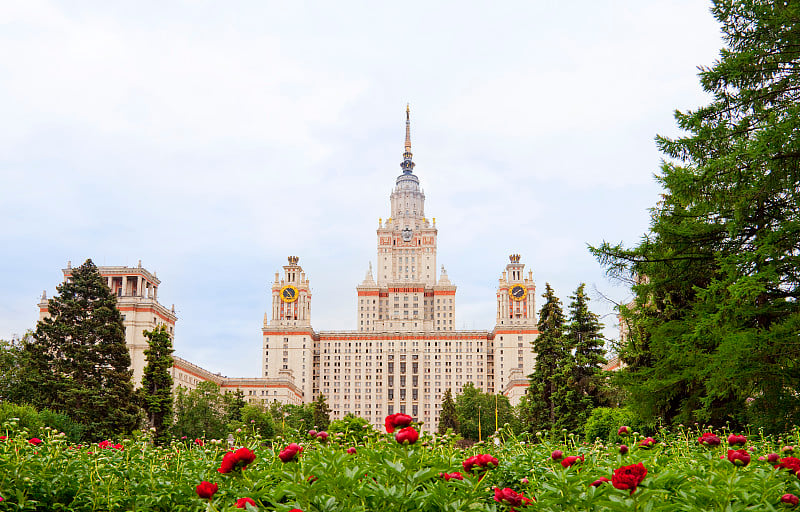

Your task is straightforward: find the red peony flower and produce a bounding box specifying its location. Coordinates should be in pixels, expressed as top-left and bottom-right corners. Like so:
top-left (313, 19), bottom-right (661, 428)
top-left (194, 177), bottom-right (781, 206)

top-left (698, 432), bottom-right (721, 447)
top-left (768, 453), bottom-right (780, 463)
top-left (782, 494), bottom-right (800, 507)
top-left (347, 447), bottom-right (357, 455)
top-left (463, 453), bottom-right (499, 473)
top-left (775, 457), bottom-right (800, 474)
top-left (194, 438), bottom-right (204, 446)
top-left (551, 450), bottom-right (564, 461)
top-left (395, 426), bottom-right (419, 445)
top-left (617, 426), bottom-right (630, 436)
top-left (728, 449), bottom-right (751, 467)
top-left (98, 440), bottom-right (113, 449)
top-left (28, 438), bottom-right (42, 446)
top-left (234, 447), bottom-right (256, 467)
top-left (384, 413), bottom-right (413, 433)
top-left (637, 437), bottom-right (656, 449)
top-left (195, 481), bottom-right (218, 500)
top-left (279, 443), bottom-right (303, 463)
top-left (560, 455), bottom-right (585, 468)
top-left (591, 477), bottom-right (611, 487)
top-left (289, 509), bottom-right (303, 512)
top-left (0, 436), bottom-right (7, 441)
top-left (316, 431), bottom-right (329, 441)
top-left (308, 429), bottom-right (317, 437)
top-left (612, 463), bottom-right (647, 495)
top-left (619, 445), bottom-right (629, 455)
top-left (440, 471), bottom-right (464, 481)
top-left (727, 434), bottom-right (747, 446)
top-left (236, 497), bottom-right (257, 509)
top-left (494, 487), bottom-right (534, 508)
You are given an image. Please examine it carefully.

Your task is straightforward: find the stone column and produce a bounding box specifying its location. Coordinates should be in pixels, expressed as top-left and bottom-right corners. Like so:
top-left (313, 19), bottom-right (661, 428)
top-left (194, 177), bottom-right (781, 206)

top-left (122, 276), bottom-right (128, 297)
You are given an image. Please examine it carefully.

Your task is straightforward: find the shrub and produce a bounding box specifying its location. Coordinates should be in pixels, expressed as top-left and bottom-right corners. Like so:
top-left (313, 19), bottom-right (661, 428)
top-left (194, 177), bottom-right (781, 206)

top-left (583, 407), bottom-right (651, 442)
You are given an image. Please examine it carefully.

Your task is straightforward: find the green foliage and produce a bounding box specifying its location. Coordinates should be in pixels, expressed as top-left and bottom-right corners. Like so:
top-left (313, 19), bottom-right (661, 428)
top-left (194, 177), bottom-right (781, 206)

top-left (437, 388), bottom-right (459, 435)
top-left (328, 413), bottom-right (374, 444)
top-left (0, 334), bottom-right (39, 405)
top-left (591, 0), bottom-right (800, 433)
top-left (455, 383), bottom-right (514, 441)
top-left (0, 403), bottom-right (86, 443)
top-left (561, 284), bottom-right (608, 430)
top-left (173, 381), bottom-right (230, 439)
top-left (582, 407), bottom-right (647, 443)
top-left (26, 259), bottom-right (141, 441)
top-left (1, 422), bottom-right (800, 510)
top-left (524, 283), bottom-right (574, 432)
top-left (138, 325), bottom-right (174, 445)
top-left (269, 402), bottom-right (314, 435)
top-left (312, 393), bottom-right (332, 431)
top-left (240, 404), bottom-right (275, 439)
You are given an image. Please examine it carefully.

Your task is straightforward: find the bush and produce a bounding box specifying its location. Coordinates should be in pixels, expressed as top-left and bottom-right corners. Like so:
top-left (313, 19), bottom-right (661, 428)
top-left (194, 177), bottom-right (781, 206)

top-left (583, 406), bottom-right (652, 442)
top-left (0, 402), bottom-right (86, 442)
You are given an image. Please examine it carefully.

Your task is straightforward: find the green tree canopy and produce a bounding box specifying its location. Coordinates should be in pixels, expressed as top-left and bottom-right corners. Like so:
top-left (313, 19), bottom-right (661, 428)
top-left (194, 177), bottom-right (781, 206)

top-left (312, 393), bottom-right (332, 431)
top-left (27, 259), bottom-right (141, 440)
top-left (454, 383), bottom-right (514, 441)
top-left (591, 0), bottom-right (800, 432)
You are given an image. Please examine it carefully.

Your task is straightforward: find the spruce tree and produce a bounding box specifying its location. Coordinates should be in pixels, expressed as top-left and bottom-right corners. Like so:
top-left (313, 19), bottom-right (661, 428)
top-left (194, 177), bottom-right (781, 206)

top-left (591, 0), bottom-right (800, 431)
top-left (312, 393), bottom-right (331, 431)
top-left (29, 259), bottom-right (141, 440)
top-left (438, 387), bottom-right (459, 434)
top-left (563, 284), bottom-right (607, 429)
top-left (524, 283), bottom-right (572, 432)
top-left (139, 325), bottom-right (174, 445)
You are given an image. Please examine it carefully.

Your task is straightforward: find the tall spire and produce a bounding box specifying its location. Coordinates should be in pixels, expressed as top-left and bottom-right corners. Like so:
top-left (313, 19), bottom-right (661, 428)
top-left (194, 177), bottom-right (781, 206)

top-left (401, 104), bottom-right (415, 174)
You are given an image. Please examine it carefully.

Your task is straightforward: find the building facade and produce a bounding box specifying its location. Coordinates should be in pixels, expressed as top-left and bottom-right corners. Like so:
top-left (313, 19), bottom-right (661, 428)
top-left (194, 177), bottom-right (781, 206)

top-left (261, 107), bottom-right (540, 431)
top-left (37, 108), bottom-right (541, 432)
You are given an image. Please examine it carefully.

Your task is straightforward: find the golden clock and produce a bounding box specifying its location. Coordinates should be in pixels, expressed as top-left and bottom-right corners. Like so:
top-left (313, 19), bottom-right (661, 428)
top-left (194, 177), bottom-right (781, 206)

top-left (280, 285), bottom-right (299, 303)
top-left (509, 284), bottom-right (527, 301)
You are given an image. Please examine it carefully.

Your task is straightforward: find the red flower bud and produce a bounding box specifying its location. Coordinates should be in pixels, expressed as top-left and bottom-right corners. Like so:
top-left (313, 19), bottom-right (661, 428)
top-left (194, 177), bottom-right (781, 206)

top-left (591, 477), bottom-right (611, 487)
top-left (551, 450), bottom-right (564, 461)
top-left (617, 426), bottom-right (630, 436)
top-left (727, 449), bottom-right (751, 467)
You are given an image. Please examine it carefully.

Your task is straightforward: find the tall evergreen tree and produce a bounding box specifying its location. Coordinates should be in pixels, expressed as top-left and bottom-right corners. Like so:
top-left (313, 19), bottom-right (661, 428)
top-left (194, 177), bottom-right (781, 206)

top-left (562, 284), bottom-right (607, 429)
top-left (524, 283), bottom-right (573, 432)
top-left (438, 387), bottom-right (459, 434)
top-left (312, 393), bottom-right (331, 431)
top-left (28, 259), bottom-right (141, 440)
top-left (139, 325), bottom-right (174, 445)
top-left (591, 0), bottom-right (800, 432)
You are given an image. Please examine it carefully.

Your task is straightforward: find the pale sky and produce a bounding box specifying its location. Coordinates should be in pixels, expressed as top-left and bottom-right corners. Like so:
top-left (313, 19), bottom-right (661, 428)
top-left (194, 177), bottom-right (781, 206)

top-left (0, 1), bottom-right (723, 377)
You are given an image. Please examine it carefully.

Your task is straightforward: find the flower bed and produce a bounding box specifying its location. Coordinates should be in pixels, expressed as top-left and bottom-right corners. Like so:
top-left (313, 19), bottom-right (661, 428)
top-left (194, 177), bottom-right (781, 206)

top-left (1, 420), bottom-right (800, 511)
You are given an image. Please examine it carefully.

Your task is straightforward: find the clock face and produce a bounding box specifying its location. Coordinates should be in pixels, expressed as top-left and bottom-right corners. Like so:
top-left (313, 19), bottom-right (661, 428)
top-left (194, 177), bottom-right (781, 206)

top-left (509, 284), bottom-right (527, 301)
top-left (280, 285), bottom-right (299, 303)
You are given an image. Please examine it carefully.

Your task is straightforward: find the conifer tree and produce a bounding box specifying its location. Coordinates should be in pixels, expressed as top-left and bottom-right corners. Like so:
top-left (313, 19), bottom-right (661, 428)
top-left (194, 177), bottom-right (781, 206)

top-left (562, 284), bottom-right (607, 429)
top-left (140, 325), bottom-right (174, 445)
top-left (29, 259), bottom-right (141, 440)
top-left (524, 283), bottom-right (572, 431)
top-left (312, 393), bottom-right (331, 431)
top-left (438, 387), bottom-right (459, 434)
top-left (592, 0), bottom-right (800, 432)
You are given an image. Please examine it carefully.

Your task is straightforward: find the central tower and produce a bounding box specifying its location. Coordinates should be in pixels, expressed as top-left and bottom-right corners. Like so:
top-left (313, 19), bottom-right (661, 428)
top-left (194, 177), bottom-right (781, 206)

top-left (357, 106), bottom-right (455, 332)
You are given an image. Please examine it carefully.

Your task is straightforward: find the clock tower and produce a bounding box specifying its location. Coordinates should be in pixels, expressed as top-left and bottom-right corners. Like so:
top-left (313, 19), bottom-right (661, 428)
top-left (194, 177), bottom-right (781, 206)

top-left (496, 254), bottom-right (536, 327)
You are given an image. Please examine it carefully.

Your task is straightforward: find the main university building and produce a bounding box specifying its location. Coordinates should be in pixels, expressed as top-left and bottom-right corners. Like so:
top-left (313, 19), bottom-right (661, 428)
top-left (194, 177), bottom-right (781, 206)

top-left (38, 109), bottom-right (540, 432)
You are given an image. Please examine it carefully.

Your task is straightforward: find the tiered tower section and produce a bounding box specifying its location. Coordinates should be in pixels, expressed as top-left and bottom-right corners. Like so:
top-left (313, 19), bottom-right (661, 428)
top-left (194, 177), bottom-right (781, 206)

top-left (262, 256), bottom-right (315, 402)
top-left (357, 106), bottom-right (456, 332)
